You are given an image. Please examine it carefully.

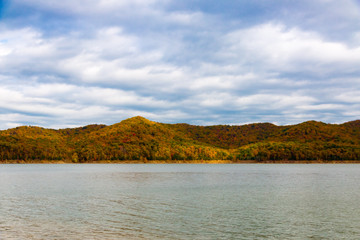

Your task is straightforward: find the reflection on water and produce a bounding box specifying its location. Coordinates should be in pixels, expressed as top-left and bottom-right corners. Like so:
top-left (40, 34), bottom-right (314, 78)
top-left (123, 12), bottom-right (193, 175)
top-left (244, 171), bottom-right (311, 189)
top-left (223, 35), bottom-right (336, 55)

top-left (1, 164), bottom-right (360, 239)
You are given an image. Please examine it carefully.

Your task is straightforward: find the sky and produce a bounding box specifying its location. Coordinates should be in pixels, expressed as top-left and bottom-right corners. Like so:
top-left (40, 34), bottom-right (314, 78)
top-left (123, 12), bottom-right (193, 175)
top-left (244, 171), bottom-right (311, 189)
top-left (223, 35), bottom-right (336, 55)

top-left (0, 0), bottom-right (360, 129)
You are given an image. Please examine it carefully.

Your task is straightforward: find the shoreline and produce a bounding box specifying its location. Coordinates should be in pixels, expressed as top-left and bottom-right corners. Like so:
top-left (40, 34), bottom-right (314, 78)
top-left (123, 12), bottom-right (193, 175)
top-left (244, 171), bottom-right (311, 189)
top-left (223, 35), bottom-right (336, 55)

top-left (1, 160), bottom-right (360, 164)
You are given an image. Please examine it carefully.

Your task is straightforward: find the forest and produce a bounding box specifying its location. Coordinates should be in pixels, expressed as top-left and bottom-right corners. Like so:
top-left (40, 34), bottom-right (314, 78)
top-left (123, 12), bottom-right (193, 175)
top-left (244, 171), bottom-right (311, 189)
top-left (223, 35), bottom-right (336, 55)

top-left (0, 116), bottom-right (359, 163)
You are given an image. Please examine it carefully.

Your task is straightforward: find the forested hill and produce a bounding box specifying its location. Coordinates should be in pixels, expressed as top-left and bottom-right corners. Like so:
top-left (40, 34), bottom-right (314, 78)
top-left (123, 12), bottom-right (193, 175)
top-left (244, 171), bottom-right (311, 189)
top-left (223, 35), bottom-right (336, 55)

top-left (0, 116), bottom-right (360, 163)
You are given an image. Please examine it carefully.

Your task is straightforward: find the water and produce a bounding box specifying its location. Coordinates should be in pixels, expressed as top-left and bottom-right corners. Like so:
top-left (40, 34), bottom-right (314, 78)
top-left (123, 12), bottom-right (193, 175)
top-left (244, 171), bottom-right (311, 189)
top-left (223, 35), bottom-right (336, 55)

top-left (0, 164), bottom-right (360, 240)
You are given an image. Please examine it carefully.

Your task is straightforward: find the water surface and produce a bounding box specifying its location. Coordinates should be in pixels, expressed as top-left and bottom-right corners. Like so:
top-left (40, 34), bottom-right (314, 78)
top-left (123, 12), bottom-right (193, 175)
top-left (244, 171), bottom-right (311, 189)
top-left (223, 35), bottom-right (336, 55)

top-left (1, 164), bottom-right (359, 239)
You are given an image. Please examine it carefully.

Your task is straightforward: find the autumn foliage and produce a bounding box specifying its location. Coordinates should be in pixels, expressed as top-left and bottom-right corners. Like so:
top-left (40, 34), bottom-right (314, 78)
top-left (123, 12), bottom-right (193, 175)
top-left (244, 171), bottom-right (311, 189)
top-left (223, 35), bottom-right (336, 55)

top-left (0, 116), bottom-right (359, 163)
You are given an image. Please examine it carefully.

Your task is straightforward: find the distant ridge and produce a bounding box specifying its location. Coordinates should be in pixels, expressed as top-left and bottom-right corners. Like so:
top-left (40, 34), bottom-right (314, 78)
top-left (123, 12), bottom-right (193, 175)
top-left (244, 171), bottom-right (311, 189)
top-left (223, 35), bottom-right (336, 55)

top-left (0, 116), bottom-right (360, 163)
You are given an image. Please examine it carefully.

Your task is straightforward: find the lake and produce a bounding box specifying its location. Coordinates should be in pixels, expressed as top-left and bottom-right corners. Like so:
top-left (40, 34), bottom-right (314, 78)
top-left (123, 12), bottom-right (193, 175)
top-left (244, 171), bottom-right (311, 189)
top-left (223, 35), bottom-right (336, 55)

top-left (1, 164), bottom-right (360, 239)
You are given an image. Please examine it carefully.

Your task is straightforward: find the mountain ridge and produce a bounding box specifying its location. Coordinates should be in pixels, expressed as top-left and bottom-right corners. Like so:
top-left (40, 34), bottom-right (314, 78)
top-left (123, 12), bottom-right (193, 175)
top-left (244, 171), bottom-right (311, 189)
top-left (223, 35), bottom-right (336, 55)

top-left (0, 117), bottom-right (359, 163)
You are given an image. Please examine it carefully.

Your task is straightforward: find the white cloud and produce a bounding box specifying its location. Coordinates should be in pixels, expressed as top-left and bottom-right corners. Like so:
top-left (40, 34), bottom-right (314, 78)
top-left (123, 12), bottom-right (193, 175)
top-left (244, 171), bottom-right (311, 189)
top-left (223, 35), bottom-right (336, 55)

top-left (343, 108), bottom-right (360, 117)
top-left (223, 23), bottom-right (360, 74)
top-left (166, 11), bottom-right (205, 25)
top-left (0, 28), bottom-right (54, 69)
top-left (190, 76), bottom-right (234, 90)
top-left (1, 1), bottom-right (360, 128)
top-left (0, 25), bottom-right (185, 87)
top-left (296, 104), bottom-right (345, 111)
top-left (335, 91), bottom-right (360, 103)
top-left (235, 94), bottom-right (315, 109)
top-left (0, 81), bottom-right (183, 128)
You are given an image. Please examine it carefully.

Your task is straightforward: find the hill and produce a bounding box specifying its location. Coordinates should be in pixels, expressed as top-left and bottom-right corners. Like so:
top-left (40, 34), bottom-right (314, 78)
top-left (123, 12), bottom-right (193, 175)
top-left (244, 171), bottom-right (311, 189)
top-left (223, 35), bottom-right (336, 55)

top-left (0, 117), bottom-right (360, 163)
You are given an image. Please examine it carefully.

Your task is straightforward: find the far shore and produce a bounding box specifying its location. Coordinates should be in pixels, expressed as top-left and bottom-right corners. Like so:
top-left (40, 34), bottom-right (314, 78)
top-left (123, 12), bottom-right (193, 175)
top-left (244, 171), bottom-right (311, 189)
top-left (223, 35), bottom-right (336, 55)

top-left (1, 159), bottom-right (360, 164)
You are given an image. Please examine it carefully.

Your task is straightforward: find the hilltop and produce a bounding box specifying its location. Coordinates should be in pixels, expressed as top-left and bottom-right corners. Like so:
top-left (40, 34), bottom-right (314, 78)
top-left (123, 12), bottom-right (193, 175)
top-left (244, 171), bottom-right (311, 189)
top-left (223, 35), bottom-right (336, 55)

top-left (0, 117), bottom-right (360, 163)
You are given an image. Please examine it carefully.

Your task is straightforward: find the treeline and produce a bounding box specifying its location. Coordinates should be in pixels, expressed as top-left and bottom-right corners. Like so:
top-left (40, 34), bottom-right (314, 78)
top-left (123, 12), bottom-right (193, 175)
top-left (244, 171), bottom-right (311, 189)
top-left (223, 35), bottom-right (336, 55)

top-left (0, 116), bottom-right (359, 163)
top-left (235, 141), bottom-right (360, 161)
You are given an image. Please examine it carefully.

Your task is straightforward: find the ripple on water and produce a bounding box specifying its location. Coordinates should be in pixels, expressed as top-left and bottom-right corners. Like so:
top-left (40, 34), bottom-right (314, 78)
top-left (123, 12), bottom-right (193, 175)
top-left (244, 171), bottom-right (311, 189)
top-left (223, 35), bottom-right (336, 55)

top-left (1, 164), bottom-right (360, 239)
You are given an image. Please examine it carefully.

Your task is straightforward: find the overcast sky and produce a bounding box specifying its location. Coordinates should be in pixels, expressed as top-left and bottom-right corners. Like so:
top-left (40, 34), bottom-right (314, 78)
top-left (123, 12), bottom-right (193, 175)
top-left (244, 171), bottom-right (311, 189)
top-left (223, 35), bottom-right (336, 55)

top-left (0, 0), bottom-right (360, 129)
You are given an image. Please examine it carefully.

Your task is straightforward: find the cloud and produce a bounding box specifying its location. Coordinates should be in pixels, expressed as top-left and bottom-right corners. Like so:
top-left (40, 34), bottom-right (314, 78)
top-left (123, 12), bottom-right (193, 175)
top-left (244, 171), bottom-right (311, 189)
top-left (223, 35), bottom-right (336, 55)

top-left (0, 0), bottom-right (360, 129)
top-left (0, 82), bottom-right (184, 128)
top-left (222, 23), bottom-right (360, 75)
top-left (335, 91), bottom-right (360, 103)
top-left (0, 25), bottom-right (182, 85)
